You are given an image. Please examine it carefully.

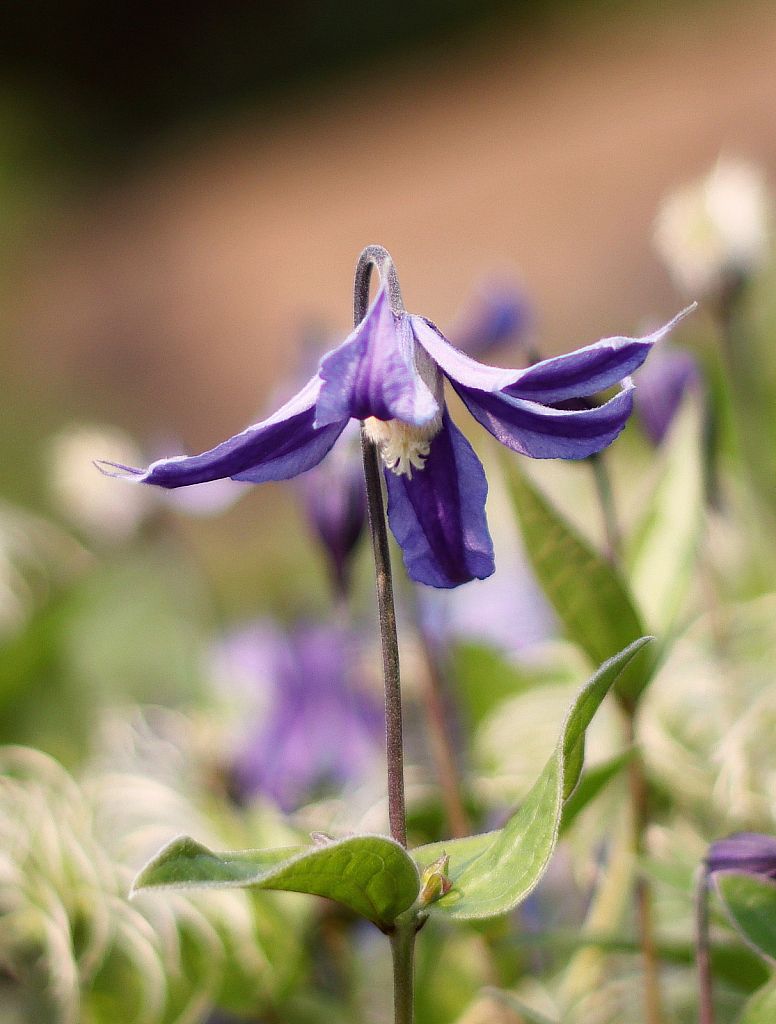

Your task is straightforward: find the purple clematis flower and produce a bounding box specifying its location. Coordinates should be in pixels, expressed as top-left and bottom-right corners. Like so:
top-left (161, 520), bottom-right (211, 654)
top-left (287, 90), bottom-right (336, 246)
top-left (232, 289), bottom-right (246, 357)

top-left (99, 256), bottom-right (688, 588)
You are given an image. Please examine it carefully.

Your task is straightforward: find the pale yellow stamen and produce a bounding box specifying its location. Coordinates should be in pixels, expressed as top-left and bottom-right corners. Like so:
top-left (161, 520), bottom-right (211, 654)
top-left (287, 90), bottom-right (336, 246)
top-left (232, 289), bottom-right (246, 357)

top-left (363, 414), bottom-right (443, 479)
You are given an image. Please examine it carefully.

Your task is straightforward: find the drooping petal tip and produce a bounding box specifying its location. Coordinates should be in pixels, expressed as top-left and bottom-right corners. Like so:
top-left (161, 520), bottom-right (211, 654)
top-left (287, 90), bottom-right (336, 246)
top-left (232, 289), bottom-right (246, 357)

top-left (93, 459), bottom-right (145, 480)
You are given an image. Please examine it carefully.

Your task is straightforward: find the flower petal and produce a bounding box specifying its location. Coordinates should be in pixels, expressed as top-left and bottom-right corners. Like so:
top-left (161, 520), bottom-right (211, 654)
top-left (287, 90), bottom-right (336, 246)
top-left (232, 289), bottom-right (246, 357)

top-left (454, 379), bottom-right (636, 459)
top-left (502, 310), bottom-right (693, 403)
top-left (316, 285), bottom-right (439, 428)
top-left (411, 307), bottom-right (694, 402)
top-left (97, 376), bottom-right (348, 487)
top-left (410, 315), bottom-right (519, 392)
top-left (707, 833), bottom-right (776, 878)
top-left (383, 408), bottom-right (494, 588)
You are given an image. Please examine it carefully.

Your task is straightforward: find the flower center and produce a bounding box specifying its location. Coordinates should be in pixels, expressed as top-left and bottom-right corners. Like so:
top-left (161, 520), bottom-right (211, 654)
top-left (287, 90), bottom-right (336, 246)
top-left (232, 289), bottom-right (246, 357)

top-left (362, 335), bottom-right (445, 479)
top-left (363, 413), bottom-right (443, 479)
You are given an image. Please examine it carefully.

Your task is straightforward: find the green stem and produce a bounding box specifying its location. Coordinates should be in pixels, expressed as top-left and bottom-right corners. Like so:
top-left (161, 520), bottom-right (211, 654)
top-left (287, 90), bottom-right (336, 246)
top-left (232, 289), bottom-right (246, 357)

top-left (389, 915), bottom-right (417, 1024)
top-left (589, 451), bottom-right (620, 563)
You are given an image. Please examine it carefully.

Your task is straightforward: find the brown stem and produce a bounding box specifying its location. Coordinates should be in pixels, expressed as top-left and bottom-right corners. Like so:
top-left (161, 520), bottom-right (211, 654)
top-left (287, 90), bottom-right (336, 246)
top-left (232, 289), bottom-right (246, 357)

top-left (412, 590), bottom-right (470, 838)
top-left (695, 865), bottom-right (715, 1024)
top-left (355, 246), bottom-right (408, 850)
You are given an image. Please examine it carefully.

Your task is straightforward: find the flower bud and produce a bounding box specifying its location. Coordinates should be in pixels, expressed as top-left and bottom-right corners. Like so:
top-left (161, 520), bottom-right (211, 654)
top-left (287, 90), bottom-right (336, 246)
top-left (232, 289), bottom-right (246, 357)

top-left (300, 429), bottom-right (366, 593)
top-left (417, 853), bottom-right (453, 907)
top-left (706, 832), bottom-right (776, 879)
top-left (448, 280), bottom-right (531, 359)
top-left (634, 344), bottom-right (701, 445)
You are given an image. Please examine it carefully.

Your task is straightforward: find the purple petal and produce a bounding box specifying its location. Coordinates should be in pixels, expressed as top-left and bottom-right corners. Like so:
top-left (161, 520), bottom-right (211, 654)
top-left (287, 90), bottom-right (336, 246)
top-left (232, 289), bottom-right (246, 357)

top-left (316, 285), bottom-right (439, 428)
top-left (454, 380), bottom-right (636, 459)
top-left (412, 307), bottom-right (694, 402)
top-left (503, 310), bottom-right (694, 403)
top-left (410, 315), bottom-right (520, 392)
top-left (98, 376), bottom-right (348, 487)
top-left (384, 408), bottom-right (494, 588)
top-left (707, 833), bottom-right (776, 879)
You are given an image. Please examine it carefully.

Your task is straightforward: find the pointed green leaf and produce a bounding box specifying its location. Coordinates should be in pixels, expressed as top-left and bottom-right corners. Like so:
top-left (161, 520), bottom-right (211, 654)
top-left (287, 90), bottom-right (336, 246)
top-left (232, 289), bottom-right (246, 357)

top-left (133, 833), bottom-right (420, 932)
top-left (559, 749), bottom-right (633, 835)
top-left (628, 393), bottom-right (705, 635)
top-left (740, 978), bottom-right (776, 1024)
top-left (501, 454), bottom-right (653, 707)
top-left (715, 871), bottom-right (776, 965)
top-left (413, 638), bottom-right (650, 919)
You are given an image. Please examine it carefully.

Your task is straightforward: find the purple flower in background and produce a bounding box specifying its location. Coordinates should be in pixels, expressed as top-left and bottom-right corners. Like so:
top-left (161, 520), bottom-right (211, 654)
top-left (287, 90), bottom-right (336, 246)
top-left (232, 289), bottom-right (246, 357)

top-left (706, 833), bottom-right (776, 880)
top-left (634, 343), bottom-right (701, 445)
top-left (224, 623), bottom-right (382, 813)
top-left (447, 279), bottom-right (531, 359)
top-left (100, 274), bottom-right (687, 588)
top-left (299, 425), bottom-right (366, 595)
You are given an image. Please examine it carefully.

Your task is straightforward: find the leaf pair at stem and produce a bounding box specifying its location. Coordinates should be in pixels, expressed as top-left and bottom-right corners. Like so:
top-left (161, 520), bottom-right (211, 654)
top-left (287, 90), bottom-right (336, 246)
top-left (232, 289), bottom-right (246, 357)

top-left (133, 638), bottom-right (651, 933)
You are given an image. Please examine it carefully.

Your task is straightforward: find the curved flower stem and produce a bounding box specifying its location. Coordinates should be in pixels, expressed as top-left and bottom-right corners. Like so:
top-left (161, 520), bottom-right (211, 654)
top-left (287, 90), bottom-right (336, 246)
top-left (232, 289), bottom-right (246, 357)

top-left (361, 428), bottom-right (407, 848)
top-left (355, 246), bottom-right (415, 1024)
top-left (354, 245), bottom-right (407, 851)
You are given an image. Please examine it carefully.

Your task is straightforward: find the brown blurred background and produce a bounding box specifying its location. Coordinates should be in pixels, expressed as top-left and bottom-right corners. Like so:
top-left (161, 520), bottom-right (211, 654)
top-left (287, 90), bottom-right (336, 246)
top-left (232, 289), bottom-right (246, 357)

top-left (0, 0), bottom-right (774, 508)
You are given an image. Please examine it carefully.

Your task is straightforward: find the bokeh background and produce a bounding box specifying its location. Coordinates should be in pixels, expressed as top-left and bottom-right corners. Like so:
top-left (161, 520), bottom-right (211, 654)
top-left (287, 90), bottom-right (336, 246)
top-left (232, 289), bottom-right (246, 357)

top-left (3, 4), bottom-right (776, 1022)
top-left (2, 0), bottom-right (775, 514)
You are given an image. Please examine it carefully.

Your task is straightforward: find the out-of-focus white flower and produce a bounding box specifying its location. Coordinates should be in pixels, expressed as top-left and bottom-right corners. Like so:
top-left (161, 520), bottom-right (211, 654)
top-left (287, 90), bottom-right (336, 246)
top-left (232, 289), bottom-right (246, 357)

top-left (654, 157), bottom-right (771, 296)
top-left (46, 424), bottom-right (154, 543)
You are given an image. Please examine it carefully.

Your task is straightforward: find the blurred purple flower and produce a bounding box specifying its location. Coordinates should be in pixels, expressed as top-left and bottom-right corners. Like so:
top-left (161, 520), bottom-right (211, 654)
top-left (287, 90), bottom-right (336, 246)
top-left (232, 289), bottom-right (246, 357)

top-left (100, 273), bottom-right (686, 588)
top-left (447, 279), bottom-right (531, 359)
top-left (634, 343), bottom-right (701, 445)
top-left (706, 833), bottom-right (776, 880)
top-left (299, 425), bottom-right (366, 595)
top-left (223, 623), bottom-right (382, 813)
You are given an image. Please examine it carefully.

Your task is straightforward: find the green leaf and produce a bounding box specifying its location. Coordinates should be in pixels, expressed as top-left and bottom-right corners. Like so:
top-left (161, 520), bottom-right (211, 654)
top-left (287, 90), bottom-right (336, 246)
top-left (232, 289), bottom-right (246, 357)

top-left (501, 454), bottom-right (653, 707)
top-left (628, 393), bottom-right (705, 635)
top-left (559, 749), bottom-right (632, 835)
top-left (133, 834), bottom-right (420, 932)
top-left (715, 871), bottom-right (776, 965)
top-left (413, 638), bottom-right (650, 920)
top-left (739, 978), bottom-right (776, 1024)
